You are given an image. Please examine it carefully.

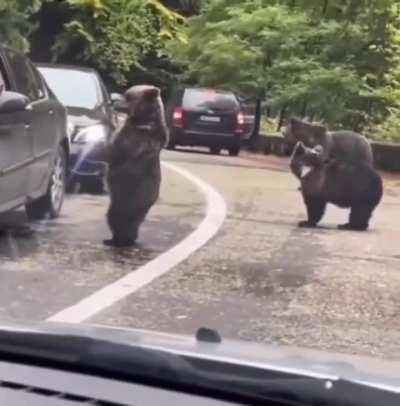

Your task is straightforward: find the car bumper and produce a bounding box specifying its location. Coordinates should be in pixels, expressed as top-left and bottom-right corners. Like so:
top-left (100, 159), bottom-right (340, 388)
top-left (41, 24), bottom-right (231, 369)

top-left (171, 129), bottom-right (242, 147)
top-left (69, 142), bottom-right (107, 178)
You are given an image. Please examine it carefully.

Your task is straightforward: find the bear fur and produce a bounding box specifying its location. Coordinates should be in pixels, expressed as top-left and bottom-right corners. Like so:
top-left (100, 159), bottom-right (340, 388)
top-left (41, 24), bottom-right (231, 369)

top-left (104, 84), bottom-right (169, 247)
top-left (290, 141), bottom-right (383, 231)
top-left (284, 117), bottom-right (373, 178)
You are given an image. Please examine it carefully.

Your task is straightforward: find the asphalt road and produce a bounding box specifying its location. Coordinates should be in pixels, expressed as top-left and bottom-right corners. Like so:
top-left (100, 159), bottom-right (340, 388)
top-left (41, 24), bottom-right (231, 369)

top-left (1, 148), bottom-right (400, 360)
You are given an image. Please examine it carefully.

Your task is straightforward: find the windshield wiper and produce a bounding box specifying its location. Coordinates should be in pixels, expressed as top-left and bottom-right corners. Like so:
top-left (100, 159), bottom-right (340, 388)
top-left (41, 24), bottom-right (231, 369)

top-left (0, 329), bottom-right (397, 406)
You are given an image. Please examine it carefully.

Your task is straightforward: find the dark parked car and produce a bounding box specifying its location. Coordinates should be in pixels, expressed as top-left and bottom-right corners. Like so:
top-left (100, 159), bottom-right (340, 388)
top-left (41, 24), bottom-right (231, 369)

top-left (37, 63), bottom-right (117, 194)
top-left (167, 87), bottom-right (251, 156)
top-left (0, 45), bottom-right (68, 219)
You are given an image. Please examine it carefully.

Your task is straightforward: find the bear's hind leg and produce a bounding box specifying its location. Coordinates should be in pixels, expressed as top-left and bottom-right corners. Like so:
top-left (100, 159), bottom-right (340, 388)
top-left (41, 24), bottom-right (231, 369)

top-left (338, 204), bottom-right (374, 231)
top-left (104, 204), bottom-right (137, 247)
top-left (129, 206), bottom-right (151, 245)
top-left (108, 223), bottom-right (138, 247)
top-left (298, 198), bottom-right (326, 228)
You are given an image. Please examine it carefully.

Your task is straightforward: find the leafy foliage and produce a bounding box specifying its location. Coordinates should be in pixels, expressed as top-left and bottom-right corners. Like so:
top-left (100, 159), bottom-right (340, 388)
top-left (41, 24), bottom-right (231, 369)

top-left (370, 108), bottom-right (400, 142)
top-left (2, 0), bottom-right (400, 141)
top-left (52, 0), bottom-right (185, 85)
top-left (169, 0), bottom-right (400, 131)
top-left (162, 0), bottom-right (203, 16)
top-left (0, 0), bottom-right (43, 51)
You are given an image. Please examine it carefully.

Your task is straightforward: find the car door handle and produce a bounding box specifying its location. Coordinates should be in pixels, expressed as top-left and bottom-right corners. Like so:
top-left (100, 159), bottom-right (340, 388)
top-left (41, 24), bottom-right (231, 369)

top-left (49, 109), bottom-right (54, 115)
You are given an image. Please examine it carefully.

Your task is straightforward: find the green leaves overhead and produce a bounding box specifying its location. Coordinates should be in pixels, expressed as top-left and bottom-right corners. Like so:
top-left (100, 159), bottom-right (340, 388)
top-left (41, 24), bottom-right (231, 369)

top-left (52, 0), bottom-right (185, 85)
top-left (169, 0), bottom-right (400, 130)
top-left (2, 0), bottom-right (400, 137)
top-left (0, 0), bottom-right (43, 51)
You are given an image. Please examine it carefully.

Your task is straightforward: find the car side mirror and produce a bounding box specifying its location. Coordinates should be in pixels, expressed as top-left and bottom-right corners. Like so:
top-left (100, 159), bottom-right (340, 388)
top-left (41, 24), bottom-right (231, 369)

top-left (111, 93), bottom-right (128, 114)
top-left (110, 93), bottom-right (123, 104)
top-left (0, 91), bottom-right (29, 113)
top-left (110, 92), bottom-right (128, 114)
top-left (113, 102), bottom-right (129, 114)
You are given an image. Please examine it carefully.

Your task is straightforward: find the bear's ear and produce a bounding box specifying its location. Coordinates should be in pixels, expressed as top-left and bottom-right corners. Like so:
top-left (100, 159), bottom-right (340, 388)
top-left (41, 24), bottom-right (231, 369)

top-left (297, 141), bottom-right (306, 151)
top-left (293, 141), bottom-right (306, 156)
top-left (143, 87), bottom-right (160, 101)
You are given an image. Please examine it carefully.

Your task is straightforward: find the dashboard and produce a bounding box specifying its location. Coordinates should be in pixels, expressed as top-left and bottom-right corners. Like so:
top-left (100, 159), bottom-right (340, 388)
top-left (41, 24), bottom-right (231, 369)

top-left (0, 360), bottom-right (241, 406)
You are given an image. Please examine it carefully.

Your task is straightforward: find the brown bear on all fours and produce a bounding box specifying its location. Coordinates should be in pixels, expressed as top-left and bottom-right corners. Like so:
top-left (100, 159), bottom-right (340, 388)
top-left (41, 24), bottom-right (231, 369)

top-left (283, 117), bottom-right (374, 176)
top-left (104, 84), bottom-right (169, 247)
top-left (290, 141), bottom-right (383, 231)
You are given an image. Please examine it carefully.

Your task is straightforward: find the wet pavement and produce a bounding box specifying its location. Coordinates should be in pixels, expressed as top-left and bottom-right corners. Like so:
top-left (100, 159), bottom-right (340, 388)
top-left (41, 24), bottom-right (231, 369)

top-left (0, 164), bottom-right (203, 320)
top-left (1, 147), bottom-right (400, 360)
top-left (93, 148), bottom-right (400, 360)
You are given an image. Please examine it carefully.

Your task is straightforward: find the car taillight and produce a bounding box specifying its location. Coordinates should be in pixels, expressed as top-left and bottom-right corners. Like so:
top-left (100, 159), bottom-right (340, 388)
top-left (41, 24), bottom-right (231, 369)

top-left (236, 112), bottom-right (245, 133)
top-left (172, 107), bottom-right (183, 128)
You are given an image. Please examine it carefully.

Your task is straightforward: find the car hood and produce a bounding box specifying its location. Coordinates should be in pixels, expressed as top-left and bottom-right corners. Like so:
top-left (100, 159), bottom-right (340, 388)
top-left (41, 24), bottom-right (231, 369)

top-left (0, 318), bottom-right (398, 393)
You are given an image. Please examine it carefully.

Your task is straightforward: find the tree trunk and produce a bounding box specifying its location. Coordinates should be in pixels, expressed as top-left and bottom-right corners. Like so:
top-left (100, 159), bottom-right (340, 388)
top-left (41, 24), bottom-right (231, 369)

top-left (322, 0), bottom-right (329, 17)
top-left (277, 106), bottom-right (287, 131)
top-left (250, 98), bottom-right (262, 139)
top-left (301, 99), bottom-right (308, 118)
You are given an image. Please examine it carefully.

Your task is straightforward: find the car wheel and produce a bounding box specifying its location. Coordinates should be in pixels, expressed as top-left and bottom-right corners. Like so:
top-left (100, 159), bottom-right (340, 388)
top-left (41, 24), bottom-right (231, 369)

top-left (80, 176), bottom-right (106, 195)
top-left (228, 145), bottom-right (241, 156)
top-left (25, 145), bottom-right (66, 220)
top-left (210, 147), bottom-right (221, 155)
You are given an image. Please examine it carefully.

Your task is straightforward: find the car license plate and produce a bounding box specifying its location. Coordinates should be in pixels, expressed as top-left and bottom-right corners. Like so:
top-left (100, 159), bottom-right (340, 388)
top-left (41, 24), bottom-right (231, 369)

top-left (200, 115), bottom-right (221, 122)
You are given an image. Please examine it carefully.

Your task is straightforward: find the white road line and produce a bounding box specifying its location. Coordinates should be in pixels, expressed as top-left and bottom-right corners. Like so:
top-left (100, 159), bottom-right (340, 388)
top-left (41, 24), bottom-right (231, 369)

top-left (47, 161), bottom-right (227, 323)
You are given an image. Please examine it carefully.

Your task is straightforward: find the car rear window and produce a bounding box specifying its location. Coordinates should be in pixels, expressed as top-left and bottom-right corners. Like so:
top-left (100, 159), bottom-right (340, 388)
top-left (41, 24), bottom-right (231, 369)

top-left (183, 88), bottom-right (239, 112)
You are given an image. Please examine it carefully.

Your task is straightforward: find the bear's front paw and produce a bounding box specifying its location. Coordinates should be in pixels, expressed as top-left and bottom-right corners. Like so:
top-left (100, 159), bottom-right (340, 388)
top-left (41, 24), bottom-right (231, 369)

top-left (103, 238), bottom-right (137, 247)
top-left (103, 239), bottom-right (116, 246)
top-left (298, 220), bottom-right (317, 228)
top-left (338, 223), bottom-right (368, 231)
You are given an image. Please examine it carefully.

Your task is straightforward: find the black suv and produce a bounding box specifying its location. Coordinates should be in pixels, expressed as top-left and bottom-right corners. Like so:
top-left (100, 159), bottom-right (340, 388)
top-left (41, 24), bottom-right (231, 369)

top-left (167, 87), bottom-right (247, 156)
top-left (0, 45), bottom-right (68, 219)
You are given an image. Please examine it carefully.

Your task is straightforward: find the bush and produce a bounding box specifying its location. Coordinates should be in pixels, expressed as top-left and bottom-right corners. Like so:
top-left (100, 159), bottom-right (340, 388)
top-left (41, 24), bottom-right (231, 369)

top-left (368, 108), bottom-right (400, 143)
top-left (260, 117), bottom-right (279, 134)
top-left (0, 0), bottom-right (43, 51)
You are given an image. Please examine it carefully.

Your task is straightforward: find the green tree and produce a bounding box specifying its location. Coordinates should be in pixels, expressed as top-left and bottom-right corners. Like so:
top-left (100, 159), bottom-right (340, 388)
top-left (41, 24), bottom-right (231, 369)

top-left (169, 0), bottom-right (400, 132)
top-left (50, 0), bottom-right (185, 86)
top-left (0, 0), bottom-right (43, 51)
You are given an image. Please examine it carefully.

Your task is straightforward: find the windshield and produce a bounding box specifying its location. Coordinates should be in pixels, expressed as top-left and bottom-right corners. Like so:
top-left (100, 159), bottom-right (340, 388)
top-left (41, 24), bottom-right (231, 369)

top-left (0, 1), bottom-right (399, 403)
top-left (183, 88), bottom-right (239, 112)
top-left (38, 67), bottom-right (101, 109)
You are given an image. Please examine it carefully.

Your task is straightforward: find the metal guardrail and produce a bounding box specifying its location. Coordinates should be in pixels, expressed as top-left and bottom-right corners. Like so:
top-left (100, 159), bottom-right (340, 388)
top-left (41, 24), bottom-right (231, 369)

top-left (244, 132), bottom-right (400, 172)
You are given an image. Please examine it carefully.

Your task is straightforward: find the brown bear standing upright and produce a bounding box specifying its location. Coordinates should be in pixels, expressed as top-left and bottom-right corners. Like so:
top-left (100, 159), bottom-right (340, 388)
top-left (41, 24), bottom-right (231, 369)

top-left (104, 85), bottom-right (169, 247)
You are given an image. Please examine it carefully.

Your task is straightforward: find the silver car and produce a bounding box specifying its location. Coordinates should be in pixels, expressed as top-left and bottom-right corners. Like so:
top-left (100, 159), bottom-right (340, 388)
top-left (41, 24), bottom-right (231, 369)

top-left (0, 45), bottom-right (69, 219)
